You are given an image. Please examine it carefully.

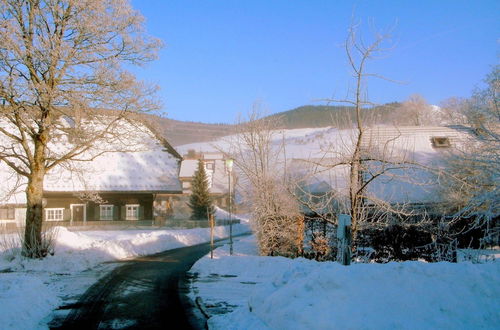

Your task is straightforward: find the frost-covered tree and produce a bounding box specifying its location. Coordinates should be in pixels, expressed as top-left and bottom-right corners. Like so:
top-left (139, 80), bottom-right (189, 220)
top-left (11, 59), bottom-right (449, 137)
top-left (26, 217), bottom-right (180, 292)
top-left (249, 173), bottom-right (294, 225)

top-left (439, 65), bottom-right (499, 236)
top-left (0, 0), bottom-right (161, 257)
top-left (223, 110), bottom-right (303, 257)
top-left (398, 94), bottom-right (435, 126)
top-left (188, 160), bottom-right (214, 220)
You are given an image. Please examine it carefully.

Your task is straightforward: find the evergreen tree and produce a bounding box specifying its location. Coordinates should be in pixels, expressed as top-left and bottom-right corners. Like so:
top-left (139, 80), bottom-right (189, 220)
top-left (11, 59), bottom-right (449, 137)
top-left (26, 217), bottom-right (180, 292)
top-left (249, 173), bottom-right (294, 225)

top-left (188, 160), bottom-right (214, 219)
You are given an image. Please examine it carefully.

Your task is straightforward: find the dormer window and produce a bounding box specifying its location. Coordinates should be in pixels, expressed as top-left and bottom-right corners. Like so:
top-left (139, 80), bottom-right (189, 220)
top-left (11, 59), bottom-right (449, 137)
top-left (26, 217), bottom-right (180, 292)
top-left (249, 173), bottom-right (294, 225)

top-left (431, 136), bottom-right (451, 148)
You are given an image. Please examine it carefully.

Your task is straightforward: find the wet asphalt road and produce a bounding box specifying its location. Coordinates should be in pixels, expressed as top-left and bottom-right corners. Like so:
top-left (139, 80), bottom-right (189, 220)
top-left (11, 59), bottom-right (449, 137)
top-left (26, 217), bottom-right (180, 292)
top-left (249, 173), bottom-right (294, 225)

top-left (50, 242), bottom-right (219, 330)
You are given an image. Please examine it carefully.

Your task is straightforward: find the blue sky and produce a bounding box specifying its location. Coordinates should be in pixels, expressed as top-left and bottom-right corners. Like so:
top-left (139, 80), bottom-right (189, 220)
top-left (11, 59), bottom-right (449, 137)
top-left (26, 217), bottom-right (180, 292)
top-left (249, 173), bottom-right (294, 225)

top-left (131, 0), bottom-right (499, 124)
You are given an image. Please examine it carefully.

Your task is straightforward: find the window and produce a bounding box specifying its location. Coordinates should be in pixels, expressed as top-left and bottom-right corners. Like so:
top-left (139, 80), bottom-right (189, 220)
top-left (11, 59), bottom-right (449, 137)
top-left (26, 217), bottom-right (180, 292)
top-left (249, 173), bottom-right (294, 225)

top-left (126, 204), bottom-right (140, 220)
top-left (431, 136), bottom-right (451, 148)
top-left (205, 161), bottom-right (214, 170)
top-left (99, 205), bottom-right (113, 220)
top-left (0, 207), bottom-right (15, 220)
top-left (46, 208), bottom-right (64, 221)
top-left (182, 181), bottom-right (191, 189)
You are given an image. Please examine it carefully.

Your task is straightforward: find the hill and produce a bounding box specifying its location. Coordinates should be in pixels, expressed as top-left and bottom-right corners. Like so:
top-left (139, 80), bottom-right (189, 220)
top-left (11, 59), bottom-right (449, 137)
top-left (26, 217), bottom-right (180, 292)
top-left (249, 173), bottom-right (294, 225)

top-left (266, 103), bottom-right (401, 129)
top-left (154, 103), bottom-right (404, 146)
top-left (150, 117), bottom-right (236, 146)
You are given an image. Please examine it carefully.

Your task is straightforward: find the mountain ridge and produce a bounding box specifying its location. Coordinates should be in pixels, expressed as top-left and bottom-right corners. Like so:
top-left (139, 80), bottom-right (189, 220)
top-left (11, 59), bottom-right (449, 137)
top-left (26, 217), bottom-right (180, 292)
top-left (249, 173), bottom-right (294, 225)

top-left (152, 102), bottom-right (407, 146)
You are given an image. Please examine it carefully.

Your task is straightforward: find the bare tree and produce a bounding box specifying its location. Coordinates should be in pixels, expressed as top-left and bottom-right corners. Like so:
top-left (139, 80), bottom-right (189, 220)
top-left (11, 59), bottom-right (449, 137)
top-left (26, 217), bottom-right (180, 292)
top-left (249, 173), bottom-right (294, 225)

top-left (438, 97), bottom-right (468, 125)
top-left (221, 110), bottom-right (303, 257)
top-left (0, 0), bottom-right (161, 257)
top-left (320, 22), bottom-right (399, 246)
top-left (398, 94), bottom-right (435, 126)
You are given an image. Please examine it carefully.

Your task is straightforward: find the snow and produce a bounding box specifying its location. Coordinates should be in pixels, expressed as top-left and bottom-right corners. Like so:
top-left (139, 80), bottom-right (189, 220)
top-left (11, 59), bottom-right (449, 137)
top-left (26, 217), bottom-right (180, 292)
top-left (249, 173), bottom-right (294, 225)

top-left (0, 274), bottom-right (60, 329)
top-left (0, 222), bottom-right (250, 329)
top-left (214, 206), bottom-right (248, 221)
top-left (190, 237), bottom-right (500, 330)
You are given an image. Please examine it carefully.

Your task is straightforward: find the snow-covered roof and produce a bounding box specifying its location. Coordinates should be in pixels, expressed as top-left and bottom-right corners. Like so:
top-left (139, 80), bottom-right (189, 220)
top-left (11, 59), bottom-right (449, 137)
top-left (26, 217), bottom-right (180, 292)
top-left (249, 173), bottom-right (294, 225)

top-left (292, 126), bottom-right (475, 204)
top-left (44, 149), bottom-right (181, 192)
top-left (361, 126), bottom-right (474, 204)
top-left (0, 117), bottom-right (182, 204)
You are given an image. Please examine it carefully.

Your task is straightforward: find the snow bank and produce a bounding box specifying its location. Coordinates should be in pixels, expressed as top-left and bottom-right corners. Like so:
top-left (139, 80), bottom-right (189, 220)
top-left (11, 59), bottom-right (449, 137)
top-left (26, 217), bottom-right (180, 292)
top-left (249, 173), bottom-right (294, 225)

top-left (0, 224), bottom-right (249, 273)
top-left (214, 206), bottom-right (250, 222)
top-left (190, 237), bottom-right (500, 330)
top-left (0, 223), bottom-right (250, 329)
top-left (0, 274), bottom-right (60, 329)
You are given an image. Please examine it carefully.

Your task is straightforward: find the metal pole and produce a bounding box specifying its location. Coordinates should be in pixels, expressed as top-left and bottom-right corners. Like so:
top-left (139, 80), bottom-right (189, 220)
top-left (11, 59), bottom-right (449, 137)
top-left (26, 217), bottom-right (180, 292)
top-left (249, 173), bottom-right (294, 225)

top-left (210, 214), bottom-right (214, 259)
top-left (229, 171), bottom-right (233, 255)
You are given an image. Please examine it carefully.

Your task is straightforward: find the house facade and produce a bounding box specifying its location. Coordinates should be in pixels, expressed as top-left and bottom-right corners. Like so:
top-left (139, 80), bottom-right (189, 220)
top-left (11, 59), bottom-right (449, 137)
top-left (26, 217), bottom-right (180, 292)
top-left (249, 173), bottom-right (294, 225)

top-left (179, 151), bottom-right (233, 208)
top-left (0, 118), bottom-right (182, 226)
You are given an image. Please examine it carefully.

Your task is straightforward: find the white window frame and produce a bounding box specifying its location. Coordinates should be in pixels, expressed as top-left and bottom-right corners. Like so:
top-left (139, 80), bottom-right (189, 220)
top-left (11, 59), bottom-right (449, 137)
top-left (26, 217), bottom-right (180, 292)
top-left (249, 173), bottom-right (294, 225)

top-left (45, 208), bottom-right (64, 221)
top-left (99, 205), bottom-right (114, 221)
top-left (126, 204), bottom-right (140, 221)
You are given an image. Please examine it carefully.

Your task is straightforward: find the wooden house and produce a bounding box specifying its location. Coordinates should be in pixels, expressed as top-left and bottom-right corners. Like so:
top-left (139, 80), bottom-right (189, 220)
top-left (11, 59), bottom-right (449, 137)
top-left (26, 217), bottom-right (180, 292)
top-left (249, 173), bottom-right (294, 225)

top-left (0, 118), bottom-right (182, 226)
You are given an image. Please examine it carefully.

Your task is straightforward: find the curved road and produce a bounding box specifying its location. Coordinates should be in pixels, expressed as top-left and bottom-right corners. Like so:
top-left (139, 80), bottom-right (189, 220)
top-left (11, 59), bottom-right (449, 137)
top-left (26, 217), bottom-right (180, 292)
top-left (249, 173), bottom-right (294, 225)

top-left (50, 242), bottom-right (219, 330)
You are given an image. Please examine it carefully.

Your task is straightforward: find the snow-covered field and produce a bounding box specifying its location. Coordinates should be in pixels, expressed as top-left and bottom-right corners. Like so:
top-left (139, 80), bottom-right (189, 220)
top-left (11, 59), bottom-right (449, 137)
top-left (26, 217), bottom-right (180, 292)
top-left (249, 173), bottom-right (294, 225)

top-left (0, 222), bottom-right (250, 329)
top-left (190, 236), bottom-right (500, 330)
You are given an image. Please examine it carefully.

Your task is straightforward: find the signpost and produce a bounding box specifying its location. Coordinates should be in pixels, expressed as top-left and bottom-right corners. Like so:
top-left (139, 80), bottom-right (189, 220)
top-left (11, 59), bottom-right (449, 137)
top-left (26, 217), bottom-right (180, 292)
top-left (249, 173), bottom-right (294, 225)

top-left (337, 214), bottom-right (352, 265)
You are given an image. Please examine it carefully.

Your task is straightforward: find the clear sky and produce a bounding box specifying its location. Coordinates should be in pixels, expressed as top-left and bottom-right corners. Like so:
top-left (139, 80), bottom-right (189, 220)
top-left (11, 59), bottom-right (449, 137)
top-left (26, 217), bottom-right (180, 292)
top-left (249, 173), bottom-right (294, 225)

top-left (130, 0), bottom-right (499, 124)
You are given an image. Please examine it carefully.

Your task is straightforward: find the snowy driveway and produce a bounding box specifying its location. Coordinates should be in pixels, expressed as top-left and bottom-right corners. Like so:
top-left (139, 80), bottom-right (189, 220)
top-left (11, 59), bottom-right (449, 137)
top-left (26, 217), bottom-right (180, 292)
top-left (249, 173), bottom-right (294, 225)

top-left (50, 242), bottom-right (219, 329)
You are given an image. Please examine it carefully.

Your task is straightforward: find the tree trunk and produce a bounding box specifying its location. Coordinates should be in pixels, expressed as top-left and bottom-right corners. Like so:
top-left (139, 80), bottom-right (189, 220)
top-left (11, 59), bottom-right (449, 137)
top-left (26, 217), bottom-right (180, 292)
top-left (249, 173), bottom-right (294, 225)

top-left (350, 119), bottom-right (364, 249)
top-left (23, 169), bottom-right (45, 258)
top-left (23, 135), bottom-right (47, 258)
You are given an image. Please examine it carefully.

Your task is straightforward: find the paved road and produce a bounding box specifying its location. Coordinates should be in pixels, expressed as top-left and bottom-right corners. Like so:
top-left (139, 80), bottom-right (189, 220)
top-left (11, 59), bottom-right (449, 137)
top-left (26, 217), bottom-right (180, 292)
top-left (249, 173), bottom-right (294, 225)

top-left (50, 242), bottom-right (218, 330)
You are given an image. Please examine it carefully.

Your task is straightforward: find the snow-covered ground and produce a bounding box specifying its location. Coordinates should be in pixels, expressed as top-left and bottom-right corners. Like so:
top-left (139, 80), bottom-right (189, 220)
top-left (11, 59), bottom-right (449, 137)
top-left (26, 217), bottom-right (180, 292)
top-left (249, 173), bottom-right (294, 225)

top-left (0, 222), bottom-right (250, 329)
top-left (190, 236), bottom-right (500, 330)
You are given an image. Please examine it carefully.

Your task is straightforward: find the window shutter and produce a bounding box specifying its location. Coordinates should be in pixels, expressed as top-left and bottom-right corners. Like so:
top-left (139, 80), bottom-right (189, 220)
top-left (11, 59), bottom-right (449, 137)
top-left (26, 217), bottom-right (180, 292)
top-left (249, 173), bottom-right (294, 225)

top-left (113, 206), bottom-right (119, 221)
top-left (139, 206), bottom-right (144, 220)
top-left (63, 209), bottom-right (71, 221)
